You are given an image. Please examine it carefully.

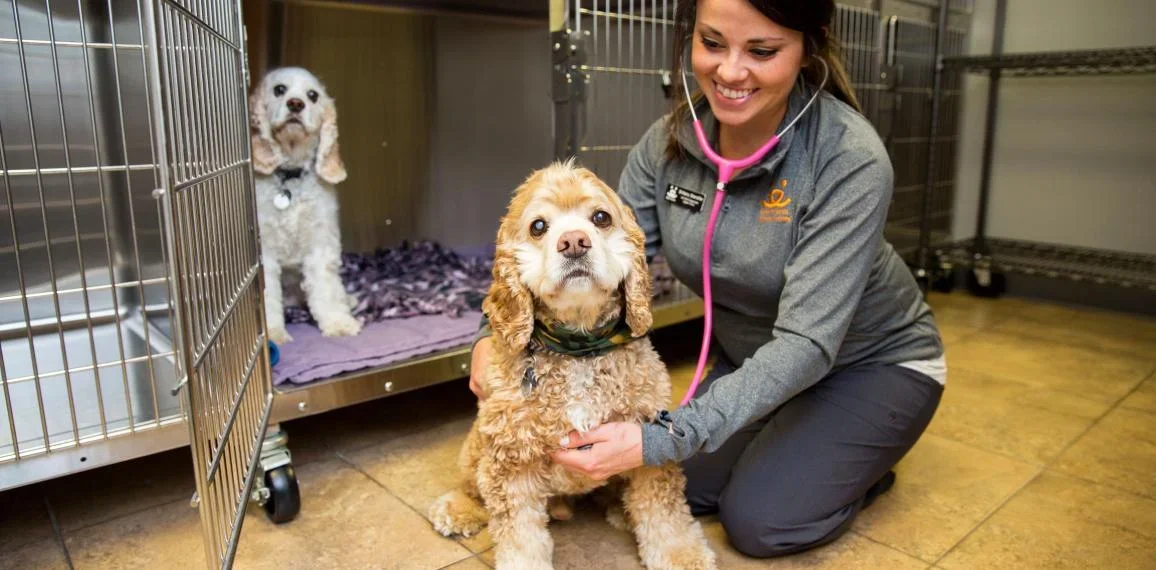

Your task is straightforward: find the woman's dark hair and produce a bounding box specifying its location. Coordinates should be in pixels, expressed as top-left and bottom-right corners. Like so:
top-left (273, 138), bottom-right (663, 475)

top-left (666, 0), bottom-right (861, 158)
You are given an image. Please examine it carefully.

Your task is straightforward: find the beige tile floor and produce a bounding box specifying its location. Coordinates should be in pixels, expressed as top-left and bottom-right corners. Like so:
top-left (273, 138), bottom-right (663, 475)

top-left (3, 292), bottom-right (1155, 569)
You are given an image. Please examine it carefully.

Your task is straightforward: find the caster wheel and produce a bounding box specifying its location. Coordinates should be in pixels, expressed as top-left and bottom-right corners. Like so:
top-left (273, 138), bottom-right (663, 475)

top-left (263, 465), bottom-right (300, 524)
top-left (912, 267), bottom-right (931, 295)
top-left (966, 266), bottom-right (1006, 298)
top-left (932, 273), bottom-right (955, 293)
top-left (931, 265), bottom-right (956, 293)
top-left (929, 250), bottom-right (956, 293)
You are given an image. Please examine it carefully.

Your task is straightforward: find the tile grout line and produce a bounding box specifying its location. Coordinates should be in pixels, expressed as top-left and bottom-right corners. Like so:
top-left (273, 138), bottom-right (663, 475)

top-left (435, 553), bottom-right (488, 570)
top-left (333, 453), bottom-right (483, 563)
top-left (944, 358), bottom-right (1145, 411)
top-left (931, 361), bottom-right (1156, 566)
top-left (847, 529), bottom-right (935, 566)
top-left (41, 490), bottom-right (75, 570)
top-left (986, 318), bottom-right (1156, 362)
top-left (928, 465), bottom-right (1047, 568)
top-left (56, 494), bottom-right (192, 535)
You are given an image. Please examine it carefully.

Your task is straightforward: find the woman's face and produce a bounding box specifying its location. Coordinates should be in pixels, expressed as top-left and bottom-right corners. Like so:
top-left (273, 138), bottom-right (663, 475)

top-left (691, 0), bottom-right (806, 133)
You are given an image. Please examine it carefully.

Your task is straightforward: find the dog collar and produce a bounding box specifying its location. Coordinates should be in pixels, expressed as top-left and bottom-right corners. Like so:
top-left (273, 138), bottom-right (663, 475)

top-left (528, 316), bottom-right (642, 358)
top-left (275, 167), bottom-right (304, 182)
top-left (273, 168), bottom-right (303, 209)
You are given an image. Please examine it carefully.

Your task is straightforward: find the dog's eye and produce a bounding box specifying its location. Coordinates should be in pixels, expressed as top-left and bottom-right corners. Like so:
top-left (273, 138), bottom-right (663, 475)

top-left (529, 219), bottom-right (548, 238)
top-left (273, 84), bottom-right (286, 97)
top-left (591, 210), bottom-right (612, 228)
top-left (307, 90), bottom-right (319, 103)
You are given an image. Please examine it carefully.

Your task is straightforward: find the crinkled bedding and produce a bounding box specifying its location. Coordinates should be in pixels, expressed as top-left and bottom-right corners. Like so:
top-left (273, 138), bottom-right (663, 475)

top-left (272, 240), bottom-right (678, 386)
top-left (285, 240), bottom-right (493, 326)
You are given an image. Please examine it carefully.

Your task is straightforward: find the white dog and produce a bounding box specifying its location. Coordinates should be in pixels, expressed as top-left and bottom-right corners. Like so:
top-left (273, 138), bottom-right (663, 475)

top-left (249, 67), bottom-right (361, 344)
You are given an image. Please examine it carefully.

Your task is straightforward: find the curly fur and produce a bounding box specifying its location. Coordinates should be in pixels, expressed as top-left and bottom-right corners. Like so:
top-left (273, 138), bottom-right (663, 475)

top-left (429, 161), bottom-right (716, 570)
top-left (249, 66), bottom-right (360, 343)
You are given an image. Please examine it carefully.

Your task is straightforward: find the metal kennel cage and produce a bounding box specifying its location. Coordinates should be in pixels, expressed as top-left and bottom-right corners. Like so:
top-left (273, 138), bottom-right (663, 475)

top-left (0, 0), bottom-right (271, 566)
top-left (549, 0), bottom-right (973, 283)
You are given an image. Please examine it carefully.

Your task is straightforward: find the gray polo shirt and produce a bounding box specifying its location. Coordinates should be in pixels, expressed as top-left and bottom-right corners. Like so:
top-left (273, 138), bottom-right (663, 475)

top-left (623, 85), bottom-right (944, 466)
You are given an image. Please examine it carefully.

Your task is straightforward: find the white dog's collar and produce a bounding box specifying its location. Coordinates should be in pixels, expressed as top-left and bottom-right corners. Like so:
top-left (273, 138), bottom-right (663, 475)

top-left (273, 168), bottom-right (303, 210)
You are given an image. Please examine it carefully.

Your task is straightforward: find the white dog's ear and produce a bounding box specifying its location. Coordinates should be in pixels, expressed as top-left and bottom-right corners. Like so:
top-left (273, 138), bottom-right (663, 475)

top-left (249, 87), bottom-right (282, 175)
top-left (315, 100), bottom-right (347, 184)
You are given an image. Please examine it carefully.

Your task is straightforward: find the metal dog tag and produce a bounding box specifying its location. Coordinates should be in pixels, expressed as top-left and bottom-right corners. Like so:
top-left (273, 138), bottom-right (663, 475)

top-left (521, 366), bottom-right (538, 397)
top-left (273, 190), bottom-right (292, 210)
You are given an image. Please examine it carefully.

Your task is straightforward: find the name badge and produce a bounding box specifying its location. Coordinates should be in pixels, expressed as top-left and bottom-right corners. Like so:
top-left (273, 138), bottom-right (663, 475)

top-left (664, 184), bottom-right (704, 213)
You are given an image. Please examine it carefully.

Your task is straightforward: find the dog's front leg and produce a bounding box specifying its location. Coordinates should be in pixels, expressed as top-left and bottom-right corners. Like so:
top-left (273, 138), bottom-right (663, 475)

top-left (623, 464), bottom-right (717, 570)
top-left (301, 249), bottom-right (361, 337)
top-left (262, 256), bottom-right (292, 344)
top-left (478, 460), bottom-right (553, 570)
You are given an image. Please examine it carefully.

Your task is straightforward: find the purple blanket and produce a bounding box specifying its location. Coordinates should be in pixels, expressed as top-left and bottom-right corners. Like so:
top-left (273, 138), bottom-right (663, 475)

top-left (272, 311), bottom-right (483, 386)
top-left (285, 240), bottom-right (493, 326)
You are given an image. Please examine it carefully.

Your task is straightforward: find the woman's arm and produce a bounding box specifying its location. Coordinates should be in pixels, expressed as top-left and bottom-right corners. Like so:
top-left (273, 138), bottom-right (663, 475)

top-left (641, 138), bottom-right (895, 465)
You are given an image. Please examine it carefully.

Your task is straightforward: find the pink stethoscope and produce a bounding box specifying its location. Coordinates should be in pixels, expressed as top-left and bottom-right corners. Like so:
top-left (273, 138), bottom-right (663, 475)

top-left (678, 57), bottom-right (829, 406)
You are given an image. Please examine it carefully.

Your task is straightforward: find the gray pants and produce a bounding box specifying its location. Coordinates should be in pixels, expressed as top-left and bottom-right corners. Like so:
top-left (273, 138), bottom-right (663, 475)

top-left (681, 355), bottom-right (943, 558)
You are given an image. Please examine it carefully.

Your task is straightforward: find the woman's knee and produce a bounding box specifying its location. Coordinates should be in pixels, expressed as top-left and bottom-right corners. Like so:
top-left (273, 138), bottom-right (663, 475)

top-left (717, 490), bottom-right (856, 558)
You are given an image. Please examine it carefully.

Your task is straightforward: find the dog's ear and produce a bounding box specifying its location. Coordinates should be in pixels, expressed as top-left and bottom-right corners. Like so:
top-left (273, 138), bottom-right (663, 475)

top-left (482, 184), bottom-right (536, 353)
top-left (249, 87), bottom-right (282, 175)
top-left (482, 245), bottom-right (534, 353)
top-left (315, 100), bottom-right (347, 184)
top-left (620, 205), bottom-right (654, 337)
top-left (580, 166), bottom-right (653, 337)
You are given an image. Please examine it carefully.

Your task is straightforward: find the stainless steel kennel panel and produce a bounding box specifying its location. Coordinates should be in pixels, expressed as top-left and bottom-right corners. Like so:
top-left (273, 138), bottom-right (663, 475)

top-left (1, 0), bottom-right (269, 566)
top-left (882, 14), bottom-right (966, 264)
top-left (553, 0), bottom-right (676, 185)
top-left (1, 0), bottom-right (180, 478)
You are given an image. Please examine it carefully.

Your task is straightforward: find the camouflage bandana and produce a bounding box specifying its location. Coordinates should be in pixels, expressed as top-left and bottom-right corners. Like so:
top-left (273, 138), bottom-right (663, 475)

top-left (529, 316), bottom-right (642, 357)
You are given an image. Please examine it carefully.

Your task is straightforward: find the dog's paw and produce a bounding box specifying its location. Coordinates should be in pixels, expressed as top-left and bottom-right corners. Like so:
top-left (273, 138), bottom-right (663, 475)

top-left (605, 502), bottom-right (629, 531)
top-left (548, 496), bottom-right (574, 521)
top-left (428, 491), bottom-right (488, 538)
top-left (318, 313), bottom-right (362, 337)
top-left (566, 404), bottom-right (598, 435)
top-left (268, 326), bottom-right (293, 345)
top-left (658, 543), bottom-right (717, 570)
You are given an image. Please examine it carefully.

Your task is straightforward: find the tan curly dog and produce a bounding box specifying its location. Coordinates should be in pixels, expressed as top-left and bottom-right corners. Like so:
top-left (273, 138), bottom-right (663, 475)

top-left (428, 161), bottom-right (716, 570)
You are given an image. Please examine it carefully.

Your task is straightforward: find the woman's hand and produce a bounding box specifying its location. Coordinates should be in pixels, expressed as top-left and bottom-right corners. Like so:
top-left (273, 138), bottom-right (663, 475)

top-left (551, 422), bottom-right (643, 480)
top-left (468, 337), bottom-right (492, 400)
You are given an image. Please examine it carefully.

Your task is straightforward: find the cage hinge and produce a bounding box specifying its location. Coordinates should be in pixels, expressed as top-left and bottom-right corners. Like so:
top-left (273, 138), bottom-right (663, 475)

top-left (551, 29), bottom-right (588, 104)
top-left (551, 28), bottom-right (589, 160)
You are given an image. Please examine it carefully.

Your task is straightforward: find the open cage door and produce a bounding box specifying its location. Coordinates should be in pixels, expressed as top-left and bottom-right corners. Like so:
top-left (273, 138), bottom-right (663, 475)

top-left (141, 0), bottom-right (273, 567)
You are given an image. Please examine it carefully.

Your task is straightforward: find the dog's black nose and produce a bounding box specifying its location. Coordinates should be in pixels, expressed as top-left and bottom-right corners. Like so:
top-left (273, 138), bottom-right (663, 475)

top-left (286, 98), bottom-right (305, 113)
top-left (557, 230), bottom-right (591, 259)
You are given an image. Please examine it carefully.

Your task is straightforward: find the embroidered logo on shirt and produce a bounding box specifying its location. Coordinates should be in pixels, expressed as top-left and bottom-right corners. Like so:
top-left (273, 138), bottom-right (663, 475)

top-left (759, 179), bottom-right (792, 223)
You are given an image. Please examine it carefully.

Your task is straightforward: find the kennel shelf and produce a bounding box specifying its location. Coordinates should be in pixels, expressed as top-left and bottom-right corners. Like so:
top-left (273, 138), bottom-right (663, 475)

top-left (268, 281), bottom-right (705, 423)
top-left (943, 238), bottom-right (1156, 291)
top-left (942, 46), bottom-right (1156, 77)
